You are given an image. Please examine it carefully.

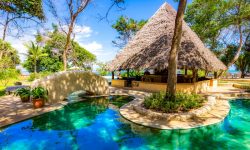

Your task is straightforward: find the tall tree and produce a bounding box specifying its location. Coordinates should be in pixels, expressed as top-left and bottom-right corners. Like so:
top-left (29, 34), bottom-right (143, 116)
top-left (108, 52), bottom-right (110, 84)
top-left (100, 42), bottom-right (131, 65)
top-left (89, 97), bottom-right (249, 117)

top-left (0, 39), bottom-right (19, 67)
top-left (47, 0), bottom-right (125, 71)
top-left (185, 0), bottom-right (250, 69)
top-left (112, 16), bottom-right (147, 48)
top-left (25, 42), bottom-right (47, 75)
top-left (235, 50), bottom-right (250, 78)
top-left (0, 0), bottom-right (45, 40)
top-left (167, 0), bottom-right (187, 100)
top-left (70, 41), bottom-right (96, 69)
top-left (23, 26), bottom-right (96, 72)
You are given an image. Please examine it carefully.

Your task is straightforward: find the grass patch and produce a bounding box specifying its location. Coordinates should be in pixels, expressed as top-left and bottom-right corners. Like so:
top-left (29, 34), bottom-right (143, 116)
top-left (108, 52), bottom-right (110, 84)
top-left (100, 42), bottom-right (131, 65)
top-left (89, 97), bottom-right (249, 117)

top-left (0, 76), bottom-right (30, 97)
top-left (144, 92), bottom-right (206, 113)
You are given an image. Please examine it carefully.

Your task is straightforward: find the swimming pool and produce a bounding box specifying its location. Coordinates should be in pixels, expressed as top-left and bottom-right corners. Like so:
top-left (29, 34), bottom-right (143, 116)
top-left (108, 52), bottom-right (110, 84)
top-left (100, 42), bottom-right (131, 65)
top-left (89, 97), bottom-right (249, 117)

top-left (0, 96), bottom-right (250, 150)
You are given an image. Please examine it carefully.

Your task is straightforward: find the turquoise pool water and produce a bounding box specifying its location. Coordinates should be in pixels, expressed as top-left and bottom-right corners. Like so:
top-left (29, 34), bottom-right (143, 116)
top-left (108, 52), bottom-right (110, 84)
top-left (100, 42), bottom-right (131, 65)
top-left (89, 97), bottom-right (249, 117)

top-left (0, 97), bottom-right (250, 150)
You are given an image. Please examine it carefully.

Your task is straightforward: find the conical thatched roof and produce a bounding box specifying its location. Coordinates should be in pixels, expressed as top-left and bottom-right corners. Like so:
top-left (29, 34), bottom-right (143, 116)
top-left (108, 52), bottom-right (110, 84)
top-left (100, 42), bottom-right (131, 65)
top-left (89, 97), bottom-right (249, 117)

top-left (108, 3), bottom-right (227, 71)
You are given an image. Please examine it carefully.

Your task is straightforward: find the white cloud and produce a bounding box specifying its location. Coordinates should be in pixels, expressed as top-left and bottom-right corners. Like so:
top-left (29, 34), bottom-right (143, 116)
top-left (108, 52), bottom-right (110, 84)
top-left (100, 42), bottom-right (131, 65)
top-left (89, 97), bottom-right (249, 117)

top-left (79, 41), bottom-right (104, 56)
top-left (74, 25), bottom-right (92, 35)
top-left (62, 25), bottom-right (93, 40)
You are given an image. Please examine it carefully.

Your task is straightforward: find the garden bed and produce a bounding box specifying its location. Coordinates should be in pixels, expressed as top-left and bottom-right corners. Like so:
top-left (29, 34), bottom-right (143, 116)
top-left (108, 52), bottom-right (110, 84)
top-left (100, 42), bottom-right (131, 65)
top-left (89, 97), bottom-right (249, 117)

top-left (133, 95), bottom-right (216, 121)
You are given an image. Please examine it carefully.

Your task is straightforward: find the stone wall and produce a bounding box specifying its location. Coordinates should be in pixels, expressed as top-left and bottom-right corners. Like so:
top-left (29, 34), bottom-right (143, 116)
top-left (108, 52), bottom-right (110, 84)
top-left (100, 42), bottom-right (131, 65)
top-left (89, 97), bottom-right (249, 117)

top-left (31, 71), bottom-right (109, 103)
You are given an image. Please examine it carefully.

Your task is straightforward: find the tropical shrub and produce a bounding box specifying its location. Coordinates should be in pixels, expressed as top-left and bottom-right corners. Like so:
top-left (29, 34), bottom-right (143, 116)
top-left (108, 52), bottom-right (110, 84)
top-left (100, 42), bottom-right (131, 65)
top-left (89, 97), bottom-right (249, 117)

top-left (31, 87), bottom-right (48, 100)
top-left (144, 92), bottom-right (205, 113)
top-left (15, 88), bottom-right (30, 98)
top-left (28, 71), bottom-right (52, 81)
top-left (96, 62), bottom-right (109, 76)
top-left (121, 70), bottom-right (144, 78)
top-left (28, 73), bottom-right (37, 81)
top-left (0, 69), bottom-right (19, 86)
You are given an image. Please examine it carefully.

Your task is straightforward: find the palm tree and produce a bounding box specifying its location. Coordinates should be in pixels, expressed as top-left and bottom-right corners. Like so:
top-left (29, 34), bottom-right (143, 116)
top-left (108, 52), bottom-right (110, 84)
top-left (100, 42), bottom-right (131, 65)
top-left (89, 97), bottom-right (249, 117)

top-left (25, 42), bottom-right (47, 75)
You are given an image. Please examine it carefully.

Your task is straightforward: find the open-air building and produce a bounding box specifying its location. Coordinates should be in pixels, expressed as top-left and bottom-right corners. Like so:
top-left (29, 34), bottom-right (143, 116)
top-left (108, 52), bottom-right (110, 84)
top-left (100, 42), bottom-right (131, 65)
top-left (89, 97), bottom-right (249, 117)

top-left (108, 3), bottom-right (227, 93)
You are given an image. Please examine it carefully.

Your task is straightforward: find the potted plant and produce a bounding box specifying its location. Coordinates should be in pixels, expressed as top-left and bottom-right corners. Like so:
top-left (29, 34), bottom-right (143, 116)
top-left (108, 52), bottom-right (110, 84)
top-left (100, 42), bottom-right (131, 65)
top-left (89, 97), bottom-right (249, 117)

top-left (15, 88), bottom-right (31, 102)
top-left (31, 87), bottom-right (48, 109)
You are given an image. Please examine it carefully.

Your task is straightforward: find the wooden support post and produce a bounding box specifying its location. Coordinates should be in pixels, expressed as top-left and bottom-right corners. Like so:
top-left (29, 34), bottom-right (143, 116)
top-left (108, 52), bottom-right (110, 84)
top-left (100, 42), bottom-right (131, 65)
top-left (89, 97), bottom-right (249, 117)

top-left (185, 68), bottom-right (188, 75)
top-left (214, 71), bottom-right (218, 79)
top-left (112, 71), bottom-right (114, 79)
top-left (192, 69), bottom-right (197, 83)
top-left (127, 69), bottom-right (130, 78)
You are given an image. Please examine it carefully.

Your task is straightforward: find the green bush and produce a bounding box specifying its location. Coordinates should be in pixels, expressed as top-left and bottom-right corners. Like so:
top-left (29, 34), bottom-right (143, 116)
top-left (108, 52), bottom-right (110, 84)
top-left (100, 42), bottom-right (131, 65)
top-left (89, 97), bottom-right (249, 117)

top-left (144, 92), bottom-right (205, 113)
top-left (0, 69), bottom-right (19, 86)
top-left (28, 73), bottom-right (37, 81)
top-left (28, 71), bottom-right (52, 82)
top-left (15, 88), bottom-right (31, 98)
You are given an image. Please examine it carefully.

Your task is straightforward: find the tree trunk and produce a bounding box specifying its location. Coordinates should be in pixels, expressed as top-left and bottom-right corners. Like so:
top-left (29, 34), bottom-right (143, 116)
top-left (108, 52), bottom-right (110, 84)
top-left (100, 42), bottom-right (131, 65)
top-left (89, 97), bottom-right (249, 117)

top-left (166, 0), bottom-right (187, 100)
top-left (2, 13), bottom-right (9, 41)
top-left (63, 19), bottom-right (75, 71)
top-left (227, 25), bottom-right (243, 68)
top-left (34, 60), bottom-right (37, 77)
top-left (218, 25), bottom-right (243, 78)
top-left (240, 68), bottom-right (245, 78)
top-left (241, 73), bottom-right (245, 78)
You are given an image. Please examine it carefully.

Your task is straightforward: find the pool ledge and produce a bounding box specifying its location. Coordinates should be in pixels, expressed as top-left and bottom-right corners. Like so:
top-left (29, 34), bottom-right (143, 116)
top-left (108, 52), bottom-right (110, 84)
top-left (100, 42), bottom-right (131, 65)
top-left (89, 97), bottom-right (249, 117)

top-left (0, 96), bottom-right (89, 128)
top-left (111, 87), bottom-right (231, 130)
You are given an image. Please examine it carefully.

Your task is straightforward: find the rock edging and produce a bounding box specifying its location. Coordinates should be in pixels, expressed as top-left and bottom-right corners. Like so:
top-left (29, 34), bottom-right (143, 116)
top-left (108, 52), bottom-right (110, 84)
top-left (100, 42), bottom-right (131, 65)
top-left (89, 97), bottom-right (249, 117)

top-left (133, 96), bottom-right (216, 121)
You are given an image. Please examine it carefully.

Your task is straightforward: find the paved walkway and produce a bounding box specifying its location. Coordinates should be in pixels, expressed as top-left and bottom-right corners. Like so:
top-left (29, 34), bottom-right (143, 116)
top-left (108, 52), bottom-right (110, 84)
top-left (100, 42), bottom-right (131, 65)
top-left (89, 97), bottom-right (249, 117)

top-left (0, 95), bottom-right (67, 128)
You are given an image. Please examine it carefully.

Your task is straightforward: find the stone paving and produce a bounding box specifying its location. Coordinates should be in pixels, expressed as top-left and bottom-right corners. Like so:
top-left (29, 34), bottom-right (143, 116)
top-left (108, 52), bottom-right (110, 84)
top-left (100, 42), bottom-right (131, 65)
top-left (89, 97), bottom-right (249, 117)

top-left (0, 95), bottom-right (68, 128)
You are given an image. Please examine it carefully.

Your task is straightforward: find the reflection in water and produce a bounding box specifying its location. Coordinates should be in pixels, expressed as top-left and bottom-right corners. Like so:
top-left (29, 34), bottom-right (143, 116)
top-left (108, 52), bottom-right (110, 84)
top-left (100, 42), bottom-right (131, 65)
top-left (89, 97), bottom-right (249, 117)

top-left (0, 98), bottom-right (250, 150)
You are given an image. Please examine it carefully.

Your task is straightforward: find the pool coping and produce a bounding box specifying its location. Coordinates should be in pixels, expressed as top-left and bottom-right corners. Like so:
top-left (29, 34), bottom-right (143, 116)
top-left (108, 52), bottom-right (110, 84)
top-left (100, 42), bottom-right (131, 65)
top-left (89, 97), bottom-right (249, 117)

top-left (111, 87), bottom-right (236, 130)
top-left (0, 96), bottom-right (103, 129)
top-left (1, 87), bottom-right (249, 130)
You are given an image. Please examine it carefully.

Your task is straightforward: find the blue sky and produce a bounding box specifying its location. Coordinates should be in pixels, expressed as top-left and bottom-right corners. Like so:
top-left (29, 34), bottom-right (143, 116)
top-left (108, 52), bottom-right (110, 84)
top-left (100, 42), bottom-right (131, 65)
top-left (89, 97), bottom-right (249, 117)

top-left (1, 0), bottom-right (192, 64)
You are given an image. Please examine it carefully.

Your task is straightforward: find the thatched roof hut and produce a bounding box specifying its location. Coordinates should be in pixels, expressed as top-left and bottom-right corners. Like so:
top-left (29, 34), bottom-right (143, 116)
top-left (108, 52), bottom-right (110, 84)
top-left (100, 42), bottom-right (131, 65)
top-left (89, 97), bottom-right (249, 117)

top-left (108, 3), bottom-right (227, 72)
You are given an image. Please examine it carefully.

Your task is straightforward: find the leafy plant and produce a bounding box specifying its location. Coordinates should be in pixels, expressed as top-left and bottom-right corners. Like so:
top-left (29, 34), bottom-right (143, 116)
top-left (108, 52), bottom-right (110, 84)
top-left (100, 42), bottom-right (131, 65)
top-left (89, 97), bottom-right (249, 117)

top-left (144, 92), bottom-right (205, 113)
top-left (121, 70), bottom-right (144, 78)
top-left (112, 16), bottom-right (147, 48)
top-left (96, 62), bottom-right (109, 76)
top-left (28, 71), bottom-right (52, 82)
top-left (15, 88), bottom-right (31, 98)
top-left (31, 87), bottom-right (48, 100)
top-left (0, 69), bottom-right (19, 86)
top-left (28, 73), bottom-right (37, 81)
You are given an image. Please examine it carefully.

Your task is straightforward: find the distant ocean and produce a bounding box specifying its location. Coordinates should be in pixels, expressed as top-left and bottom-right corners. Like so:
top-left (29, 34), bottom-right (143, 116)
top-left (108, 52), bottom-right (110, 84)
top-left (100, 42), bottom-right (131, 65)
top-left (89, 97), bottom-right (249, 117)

top-left (18, 65), bottom-right (241, 78)
top-left (228, 70), bottom-right (240, 74)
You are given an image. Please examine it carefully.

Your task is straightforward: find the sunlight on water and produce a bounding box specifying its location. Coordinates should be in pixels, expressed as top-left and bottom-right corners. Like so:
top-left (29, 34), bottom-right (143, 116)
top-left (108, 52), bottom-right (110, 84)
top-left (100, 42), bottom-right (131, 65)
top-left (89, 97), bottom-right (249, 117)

top-left (0, 97), bottom-right (250, 150)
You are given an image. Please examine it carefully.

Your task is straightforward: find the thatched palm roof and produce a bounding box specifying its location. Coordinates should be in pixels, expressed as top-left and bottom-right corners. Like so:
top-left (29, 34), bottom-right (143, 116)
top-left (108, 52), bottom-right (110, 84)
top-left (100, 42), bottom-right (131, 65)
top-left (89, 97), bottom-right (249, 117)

top-left (108, 3), bottom-right (227, 72)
